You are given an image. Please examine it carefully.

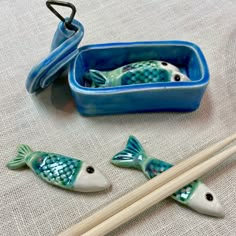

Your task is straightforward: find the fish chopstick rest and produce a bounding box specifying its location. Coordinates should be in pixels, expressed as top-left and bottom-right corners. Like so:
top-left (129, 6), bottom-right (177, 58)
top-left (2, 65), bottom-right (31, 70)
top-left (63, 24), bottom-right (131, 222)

top-left (7, 145), bottom-right (111, 192)
top-left (84, 60), bottom-right (190, 88)
top-left (111, 136), bottom-right (224, 218)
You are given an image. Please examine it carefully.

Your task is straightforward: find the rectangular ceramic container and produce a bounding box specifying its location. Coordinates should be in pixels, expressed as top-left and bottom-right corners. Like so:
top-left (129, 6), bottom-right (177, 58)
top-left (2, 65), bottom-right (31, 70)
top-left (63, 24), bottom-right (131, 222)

top-left (68, 41), bottom-right (209, 116)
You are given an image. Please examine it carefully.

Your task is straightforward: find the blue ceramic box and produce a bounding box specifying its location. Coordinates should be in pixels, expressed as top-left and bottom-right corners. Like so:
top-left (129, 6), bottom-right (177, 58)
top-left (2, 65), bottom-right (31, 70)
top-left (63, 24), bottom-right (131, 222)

top-left (26, 20), bottom-right (209, 116)
top-left (69, 41), bottom-right (209, 116)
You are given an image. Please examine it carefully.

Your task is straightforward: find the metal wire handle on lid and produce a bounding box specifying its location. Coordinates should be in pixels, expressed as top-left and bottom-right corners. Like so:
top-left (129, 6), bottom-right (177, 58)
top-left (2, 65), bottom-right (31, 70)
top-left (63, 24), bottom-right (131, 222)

top-left (46, 0), bottom-right (78, 31)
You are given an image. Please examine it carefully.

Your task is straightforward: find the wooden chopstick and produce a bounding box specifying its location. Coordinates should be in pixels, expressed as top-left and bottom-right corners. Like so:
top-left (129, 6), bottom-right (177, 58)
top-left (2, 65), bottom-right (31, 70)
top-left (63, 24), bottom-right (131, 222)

top-left (82, 143), bottom-right (236, 236)
top-left (59, 133), bottom-right (236, 236)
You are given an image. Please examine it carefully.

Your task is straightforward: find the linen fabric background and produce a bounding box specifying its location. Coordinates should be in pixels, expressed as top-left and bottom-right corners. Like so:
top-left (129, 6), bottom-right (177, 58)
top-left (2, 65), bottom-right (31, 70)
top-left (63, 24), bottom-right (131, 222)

top-left (0, 0), bottom-right (236, 235)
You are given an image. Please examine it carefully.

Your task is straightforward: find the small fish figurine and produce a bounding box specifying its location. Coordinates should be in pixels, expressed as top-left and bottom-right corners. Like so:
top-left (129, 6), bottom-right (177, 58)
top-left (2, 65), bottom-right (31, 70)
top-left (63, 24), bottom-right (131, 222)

top-left (84, 60), bottom-right (190, 88)
top-left (111, 136), bottom-right (225, 218)
top-left (7, 145), bottom-right (111, 192)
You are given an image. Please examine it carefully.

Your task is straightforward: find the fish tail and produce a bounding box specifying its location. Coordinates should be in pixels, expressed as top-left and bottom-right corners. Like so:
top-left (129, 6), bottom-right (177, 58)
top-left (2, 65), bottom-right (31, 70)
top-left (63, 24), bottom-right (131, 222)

top-left (85, 69), bottom-right (108, 87)
top-left (111, 136), bottom-right (147, 170)
top-left (6, 144), bottom-right (33, 169)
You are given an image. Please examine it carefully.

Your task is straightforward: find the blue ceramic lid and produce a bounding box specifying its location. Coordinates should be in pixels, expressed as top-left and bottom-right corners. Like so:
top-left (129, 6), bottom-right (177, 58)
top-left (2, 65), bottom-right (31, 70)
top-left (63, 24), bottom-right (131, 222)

top-left (26, 19), bottom-right (84, 93)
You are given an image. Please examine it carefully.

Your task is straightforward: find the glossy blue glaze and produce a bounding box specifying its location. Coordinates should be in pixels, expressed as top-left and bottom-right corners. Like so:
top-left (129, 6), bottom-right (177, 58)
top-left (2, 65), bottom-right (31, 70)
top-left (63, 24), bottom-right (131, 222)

top-left (26, 19), bottom-right (84, 93)
top-left (69, 41), bottom-right (209, 115)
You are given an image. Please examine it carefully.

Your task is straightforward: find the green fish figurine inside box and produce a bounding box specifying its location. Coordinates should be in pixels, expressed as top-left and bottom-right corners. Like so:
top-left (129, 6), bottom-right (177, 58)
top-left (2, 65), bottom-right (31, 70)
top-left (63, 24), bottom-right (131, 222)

top-left (84, 60), bottom-right (190, 88)
top-left (7, 145), bottom-right (111, 192)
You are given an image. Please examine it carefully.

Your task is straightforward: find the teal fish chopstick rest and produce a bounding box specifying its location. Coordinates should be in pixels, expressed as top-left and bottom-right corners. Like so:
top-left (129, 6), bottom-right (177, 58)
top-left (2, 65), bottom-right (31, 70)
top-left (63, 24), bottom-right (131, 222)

top-left (7, 145), bottom-right (111, 192)
top-left (111, 136), bottom-right (224, 217)
top-left (85, 60), bottom-right (190, 88)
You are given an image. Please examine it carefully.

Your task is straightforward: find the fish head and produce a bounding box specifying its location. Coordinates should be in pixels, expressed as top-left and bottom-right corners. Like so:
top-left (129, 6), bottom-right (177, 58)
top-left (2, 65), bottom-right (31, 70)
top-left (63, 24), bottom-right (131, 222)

top-left (158, 61), bottom-right (191, 82)
top-left (159, 61), bottom-right (180, 72)
top-left (73, 162), bottom-right (111, 192)
top-left (170, 71), bottom-right (191, 82)
top-left (187, 182), bottom-right (225, 218)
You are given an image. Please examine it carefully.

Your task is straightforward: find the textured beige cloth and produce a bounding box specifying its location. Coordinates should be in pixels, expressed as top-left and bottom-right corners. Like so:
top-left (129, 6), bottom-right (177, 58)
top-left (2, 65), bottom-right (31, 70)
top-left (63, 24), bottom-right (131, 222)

top-left (0, 0), bottom-right (236, 235)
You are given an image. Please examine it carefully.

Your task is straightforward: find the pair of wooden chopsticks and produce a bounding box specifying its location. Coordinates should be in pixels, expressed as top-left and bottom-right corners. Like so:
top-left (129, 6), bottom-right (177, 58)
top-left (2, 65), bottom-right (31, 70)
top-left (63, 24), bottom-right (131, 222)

top-left (59, 133), bottom-right (236, 236)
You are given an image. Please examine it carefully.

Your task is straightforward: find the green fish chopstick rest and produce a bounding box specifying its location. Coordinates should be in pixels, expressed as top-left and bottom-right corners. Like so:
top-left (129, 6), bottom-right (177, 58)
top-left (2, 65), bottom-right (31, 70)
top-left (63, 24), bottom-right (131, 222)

top-left (84, 60), bottom-right (190, 88)
top-left (7, 145), bottom-right (111, 192)
top-left (111, 136), bottom-right (224, 218)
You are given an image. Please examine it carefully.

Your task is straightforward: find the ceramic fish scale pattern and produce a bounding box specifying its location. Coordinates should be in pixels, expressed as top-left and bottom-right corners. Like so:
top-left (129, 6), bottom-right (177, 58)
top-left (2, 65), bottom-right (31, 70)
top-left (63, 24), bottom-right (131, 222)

top-left (145, 159), bottom-right (199, 202)
top-left (33, 153), bottom-right (81, 187)
top-left (173, 182), bottom-right (198, 202)
top-left (121, 62), bottom-right (171, 85)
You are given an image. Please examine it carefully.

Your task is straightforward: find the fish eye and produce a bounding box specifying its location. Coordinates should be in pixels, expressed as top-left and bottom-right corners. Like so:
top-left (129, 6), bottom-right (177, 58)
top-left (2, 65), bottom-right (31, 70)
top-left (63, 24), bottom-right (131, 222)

top-left (161, 62), bottom-right (168, 66)
top-left (86, 166), bottom-right (95, 174)
top-left (205, 193), bottom-right (214, 201)
top-left (174, 74), bottom-right (181, 81)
